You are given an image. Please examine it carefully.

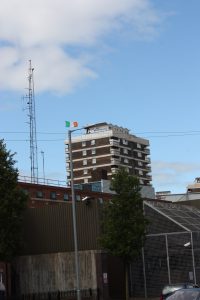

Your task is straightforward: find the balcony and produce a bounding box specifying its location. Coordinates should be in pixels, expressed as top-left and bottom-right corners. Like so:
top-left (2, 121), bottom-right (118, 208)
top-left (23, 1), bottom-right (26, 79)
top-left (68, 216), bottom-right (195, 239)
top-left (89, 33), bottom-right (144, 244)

top-left (111, 168), bottom-right (118, 174)
top-left (145, 165), bottom-right (151, 172)
top-left (111, 158), bottom-right (120, 165)
top-left (144, 148), bottom-right (150, 155)
top-left (110, 148), bottom-right (120, 155)
top-left (145, 157), bottom-right (151, 163)
top-left (109, 139), bottom-right (120, 147)
top-left (146, 175), bottom-right (152, 181)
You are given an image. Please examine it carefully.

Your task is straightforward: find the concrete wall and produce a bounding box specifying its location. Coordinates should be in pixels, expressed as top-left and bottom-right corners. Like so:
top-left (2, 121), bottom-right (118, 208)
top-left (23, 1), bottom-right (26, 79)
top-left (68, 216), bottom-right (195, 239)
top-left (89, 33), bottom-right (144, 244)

top-left (14, 250), bottom-right (98, 295)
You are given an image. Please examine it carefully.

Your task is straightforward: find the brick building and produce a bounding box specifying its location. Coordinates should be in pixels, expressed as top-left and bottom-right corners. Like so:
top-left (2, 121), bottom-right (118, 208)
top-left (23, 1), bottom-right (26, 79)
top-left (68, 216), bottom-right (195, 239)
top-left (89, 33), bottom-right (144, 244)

top-left (18, 179), bottom-right (111, 208)
top-left (65, 122), bottom-right (152, 186)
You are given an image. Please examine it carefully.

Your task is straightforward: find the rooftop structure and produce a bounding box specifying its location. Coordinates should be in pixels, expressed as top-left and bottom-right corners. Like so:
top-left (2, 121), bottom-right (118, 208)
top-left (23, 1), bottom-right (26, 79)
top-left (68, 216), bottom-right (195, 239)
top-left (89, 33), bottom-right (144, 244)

top-left (156, 177), bottom-right (200, 203)
top-left (187, 177), bottom-right (200, 193)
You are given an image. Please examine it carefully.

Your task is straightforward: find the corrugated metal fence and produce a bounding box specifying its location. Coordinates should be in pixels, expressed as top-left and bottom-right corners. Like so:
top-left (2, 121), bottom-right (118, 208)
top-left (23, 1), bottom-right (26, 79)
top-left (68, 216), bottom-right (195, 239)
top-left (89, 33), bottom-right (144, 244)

top-left (22, 200), bottom-right (102, 255)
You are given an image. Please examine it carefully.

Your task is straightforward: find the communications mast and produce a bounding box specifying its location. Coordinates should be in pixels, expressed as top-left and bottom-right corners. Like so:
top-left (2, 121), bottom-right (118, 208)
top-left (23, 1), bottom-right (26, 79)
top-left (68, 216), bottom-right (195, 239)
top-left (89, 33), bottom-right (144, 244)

top-left (26, 60), bottom-right (38, 183)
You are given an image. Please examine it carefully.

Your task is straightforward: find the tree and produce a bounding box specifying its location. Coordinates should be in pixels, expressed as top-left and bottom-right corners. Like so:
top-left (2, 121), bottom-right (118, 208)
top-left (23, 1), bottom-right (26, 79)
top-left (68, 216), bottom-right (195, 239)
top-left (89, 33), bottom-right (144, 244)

top-left (0, 139), bottom-right (28, 262)
top-left (99, 168), bottom-right (148, 300)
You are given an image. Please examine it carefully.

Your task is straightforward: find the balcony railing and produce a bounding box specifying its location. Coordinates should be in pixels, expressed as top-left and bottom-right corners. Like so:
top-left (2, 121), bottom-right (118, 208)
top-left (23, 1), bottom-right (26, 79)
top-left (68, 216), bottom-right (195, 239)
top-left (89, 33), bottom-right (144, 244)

top-left (144, 148), bottom-right (150, 155)
top-left (146, 175), bottom-right (152, 181)
top-left (110, 148), bottom-right (120, 155)
top-left (109, 139), bottom-right (120, 147)
top-left (145, 157), bottom-right (151, 163)
top-left (111, 158), bottom-right (120, 165)
top-left (145, 165), bottom-right (151, 171)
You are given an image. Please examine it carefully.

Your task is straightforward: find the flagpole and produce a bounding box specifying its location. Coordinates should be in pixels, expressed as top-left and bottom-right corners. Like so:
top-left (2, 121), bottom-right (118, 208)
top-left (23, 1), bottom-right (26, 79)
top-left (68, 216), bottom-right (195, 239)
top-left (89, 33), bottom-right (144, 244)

top-left (68, 126), bottom-right (81, 300)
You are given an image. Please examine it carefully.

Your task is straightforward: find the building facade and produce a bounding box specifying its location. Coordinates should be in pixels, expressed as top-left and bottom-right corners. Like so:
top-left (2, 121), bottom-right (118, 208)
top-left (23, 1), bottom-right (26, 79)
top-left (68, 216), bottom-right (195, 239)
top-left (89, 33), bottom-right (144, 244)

top-left (65, 122), bottom-right (152, 186)
top-left (18, 180), bottom-right (111, 208)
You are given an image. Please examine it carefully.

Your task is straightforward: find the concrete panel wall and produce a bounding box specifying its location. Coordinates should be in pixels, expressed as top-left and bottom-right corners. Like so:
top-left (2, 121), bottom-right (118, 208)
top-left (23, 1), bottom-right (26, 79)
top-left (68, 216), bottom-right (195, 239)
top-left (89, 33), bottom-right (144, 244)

top-left (14, 250), bottom-right (98, 294)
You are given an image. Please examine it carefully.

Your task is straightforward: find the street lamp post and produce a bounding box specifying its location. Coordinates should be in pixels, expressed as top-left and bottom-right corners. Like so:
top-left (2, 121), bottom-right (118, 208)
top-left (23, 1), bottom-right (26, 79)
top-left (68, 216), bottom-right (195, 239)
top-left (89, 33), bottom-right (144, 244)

top-left (68, 129), bottom-right (81, 300)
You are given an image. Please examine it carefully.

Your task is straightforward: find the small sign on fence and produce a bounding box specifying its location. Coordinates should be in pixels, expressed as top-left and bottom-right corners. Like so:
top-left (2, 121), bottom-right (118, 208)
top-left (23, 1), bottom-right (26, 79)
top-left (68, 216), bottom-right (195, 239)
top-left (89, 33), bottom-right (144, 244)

top-left (103, 272), bottom-right (108, 284)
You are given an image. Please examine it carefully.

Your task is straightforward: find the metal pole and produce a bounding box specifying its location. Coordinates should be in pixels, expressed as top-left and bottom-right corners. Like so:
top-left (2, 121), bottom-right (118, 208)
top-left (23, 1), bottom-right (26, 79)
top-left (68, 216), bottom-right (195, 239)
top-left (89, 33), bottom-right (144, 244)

top-left (165, 234), bottom-right (171, 284)
top-left (68, 130), bottom-right (81, 300)
top-left (142, 247), bottom-right (147, 298)
top-left (142, 201), bottom-right (147, 298)
top-left (190, 232), bottom-right (196, 284)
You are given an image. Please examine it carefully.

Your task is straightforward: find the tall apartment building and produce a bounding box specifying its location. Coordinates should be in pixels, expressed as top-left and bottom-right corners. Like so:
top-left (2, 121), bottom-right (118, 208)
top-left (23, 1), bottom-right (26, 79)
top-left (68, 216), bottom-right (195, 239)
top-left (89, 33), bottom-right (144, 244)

top-left (65, 122), bottom-right (152, 186)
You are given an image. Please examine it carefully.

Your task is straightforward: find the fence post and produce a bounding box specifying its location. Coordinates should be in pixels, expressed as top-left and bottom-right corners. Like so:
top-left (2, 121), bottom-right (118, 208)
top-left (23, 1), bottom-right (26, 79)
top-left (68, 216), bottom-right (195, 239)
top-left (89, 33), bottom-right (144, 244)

top-left (191, 232), bottom-right (197, 284)
top-left (142, 248), bottom-right (147, 298)
top-left (165, 234), bottom-right (171, 284)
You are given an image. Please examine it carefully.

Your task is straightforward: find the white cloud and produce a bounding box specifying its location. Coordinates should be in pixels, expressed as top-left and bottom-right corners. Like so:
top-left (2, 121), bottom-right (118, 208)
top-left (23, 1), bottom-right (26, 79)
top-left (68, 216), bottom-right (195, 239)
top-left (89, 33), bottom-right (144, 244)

top-left (152, 161), bottom-right (200, 174)
top-left (0, 0), bottom-right (162, 93)
top-left (152, 160), bottom-right (200, 193)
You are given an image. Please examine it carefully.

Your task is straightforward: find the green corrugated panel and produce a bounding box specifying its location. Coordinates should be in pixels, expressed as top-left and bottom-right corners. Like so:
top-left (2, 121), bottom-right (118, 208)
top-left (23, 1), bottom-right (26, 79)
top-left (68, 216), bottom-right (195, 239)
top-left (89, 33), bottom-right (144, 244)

top-left (21, 200), bottom-right (102, 255)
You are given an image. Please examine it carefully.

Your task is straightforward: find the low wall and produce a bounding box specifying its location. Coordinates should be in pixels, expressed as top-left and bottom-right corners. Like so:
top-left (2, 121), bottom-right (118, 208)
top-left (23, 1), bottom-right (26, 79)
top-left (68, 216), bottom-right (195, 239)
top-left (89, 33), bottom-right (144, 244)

top-left (14, 250), bottom-right (98, 294)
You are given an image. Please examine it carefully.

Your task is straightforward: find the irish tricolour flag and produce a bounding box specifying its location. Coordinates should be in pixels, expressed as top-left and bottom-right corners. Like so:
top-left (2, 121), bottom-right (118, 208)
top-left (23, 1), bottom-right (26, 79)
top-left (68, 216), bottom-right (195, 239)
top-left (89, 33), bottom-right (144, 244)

top-left (65, 121), bottom-right (78, 128)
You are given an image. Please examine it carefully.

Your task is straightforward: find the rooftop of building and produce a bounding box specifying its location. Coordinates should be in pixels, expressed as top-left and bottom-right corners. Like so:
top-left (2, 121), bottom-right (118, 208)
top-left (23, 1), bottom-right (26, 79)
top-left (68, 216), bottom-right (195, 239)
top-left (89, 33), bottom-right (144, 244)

top-left (65, 122), bottom-right (149, 145)
top-left (84, 122), bottom-right (130, 135)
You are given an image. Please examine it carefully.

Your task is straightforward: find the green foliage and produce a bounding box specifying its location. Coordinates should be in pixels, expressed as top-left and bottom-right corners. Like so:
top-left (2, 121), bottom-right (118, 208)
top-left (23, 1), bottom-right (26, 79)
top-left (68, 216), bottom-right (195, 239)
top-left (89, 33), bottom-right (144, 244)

top-left (99, 168), bottom-right (148, 263)
top-left (0, 139), bottom-right (28, 261)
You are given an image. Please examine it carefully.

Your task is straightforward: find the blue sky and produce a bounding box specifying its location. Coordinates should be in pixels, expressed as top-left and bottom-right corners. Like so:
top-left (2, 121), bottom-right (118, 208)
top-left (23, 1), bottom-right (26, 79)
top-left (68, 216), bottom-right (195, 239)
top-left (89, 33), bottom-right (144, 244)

top-left (1, 0), bottom-right (200, 193)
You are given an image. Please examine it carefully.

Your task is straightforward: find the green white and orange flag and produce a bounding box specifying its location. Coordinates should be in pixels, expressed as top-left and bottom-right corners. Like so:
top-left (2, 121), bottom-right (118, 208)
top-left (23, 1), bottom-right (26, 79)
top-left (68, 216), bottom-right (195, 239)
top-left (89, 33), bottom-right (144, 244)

top-left (65, 121), bottom-right (78, 128)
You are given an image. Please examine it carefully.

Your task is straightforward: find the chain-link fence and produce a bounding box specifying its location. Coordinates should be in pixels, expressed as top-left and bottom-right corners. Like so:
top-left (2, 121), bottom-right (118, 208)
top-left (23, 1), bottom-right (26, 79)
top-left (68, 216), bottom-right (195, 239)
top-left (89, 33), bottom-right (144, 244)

top-left (129, 231), bottom-right (200, 298)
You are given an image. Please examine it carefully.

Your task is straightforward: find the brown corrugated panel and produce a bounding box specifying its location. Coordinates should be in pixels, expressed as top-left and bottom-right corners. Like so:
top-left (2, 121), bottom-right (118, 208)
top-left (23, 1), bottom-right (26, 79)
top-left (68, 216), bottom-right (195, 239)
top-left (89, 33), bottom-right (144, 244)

top-left (21, 200), bottom-right (102, 255)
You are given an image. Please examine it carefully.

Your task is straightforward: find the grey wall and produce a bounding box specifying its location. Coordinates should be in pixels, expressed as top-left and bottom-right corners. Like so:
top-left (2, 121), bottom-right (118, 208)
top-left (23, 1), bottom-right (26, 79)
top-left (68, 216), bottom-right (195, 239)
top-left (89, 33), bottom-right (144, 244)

top-left (14, 250), bottom-right (98, 294)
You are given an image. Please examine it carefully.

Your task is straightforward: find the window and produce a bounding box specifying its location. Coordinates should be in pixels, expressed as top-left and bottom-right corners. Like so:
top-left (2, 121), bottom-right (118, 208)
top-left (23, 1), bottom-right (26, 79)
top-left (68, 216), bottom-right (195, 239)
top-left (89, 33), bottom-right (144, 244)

top-left (65, 144), bottom-right (69, 150)
top-left (84, 178), bottom-right (88, 183)
top-left (82, 150), bottom-right (87, 156)
top-left (124, 158), bottom-right (129, 164)
top-left (137, 143), bottom-right (141, 149)
top-left (22, 189), bottom-right (29, 195)
top-left (82, 141), bottom-right (86, 147)
top-left (92, 158), bottom-right (96, 164)
top-left (83, 159), bottom-right (87, 165)
top-left (122, 139), bottom-right (128, 145)
top-left (137, 152), bottom-right (142, 158)
top-left (76, 195), bottom-right (81, 201)
top-left (36, 191), bottom-right (44, 198)
top-left (123, 148), bottom-right (128, 154)
top-left (63, 193), bottom-right (69, 201)
top-left (91, 139), bottom-right (95, 145)
top-left (83, 169), bottom-right (88, 175)
top-left (92, 149), bottom-right (96, 155)
top-left (50, 192), bottom-right (57, 200)
top-left (139, 170), bottom-right (143, 175)
top-left (138, 161), bottom-right (143, 167)
top-left (140, 179), bottom-right (144, 185)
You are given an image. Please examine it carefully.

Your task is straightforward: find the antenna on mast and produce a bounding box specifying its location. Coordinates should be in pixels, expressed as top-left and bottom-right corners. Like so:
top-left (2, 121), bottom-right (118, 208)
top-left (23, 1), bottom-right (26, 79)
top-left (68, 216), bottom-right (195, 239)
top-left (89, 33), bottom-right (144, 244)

top-left (25, 60), bottom-right (38, 183)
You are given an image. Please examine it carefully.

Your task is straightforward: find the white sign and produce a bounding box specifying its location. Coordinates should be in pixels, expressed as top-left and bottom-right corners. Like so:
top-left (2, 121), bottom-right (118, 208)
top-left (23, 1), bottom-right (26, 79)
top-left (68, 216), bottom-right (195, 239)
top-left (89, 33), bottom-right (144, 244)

top-left (103, 272), bottom-right (108, 284)
top-left (0, 282), bottom-right (5, 291)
